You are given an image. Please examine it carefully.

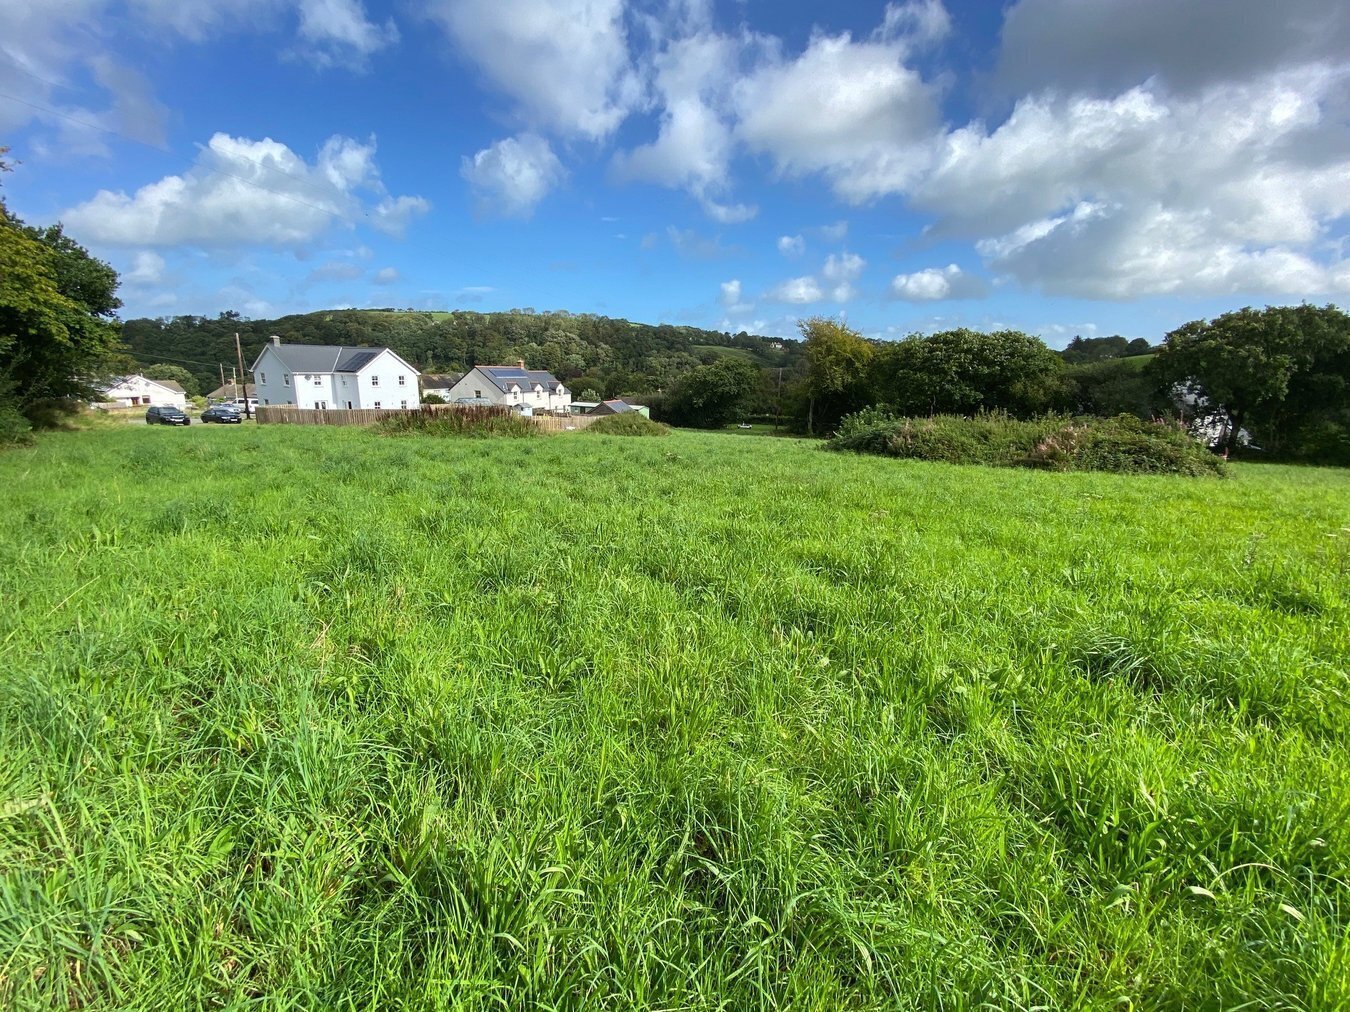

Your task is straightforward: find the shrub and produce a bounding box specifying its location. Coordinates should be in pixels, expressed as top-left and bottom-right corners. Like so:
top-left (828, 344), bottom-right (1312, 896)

top-left (585, 413), bottom-right (669, 436)
top-left (376, 405), bottom-right (538, 438)
top-left (0, 400), bottom-right (33, 447)
top-left (829, 411), bottom-right (1225, 476)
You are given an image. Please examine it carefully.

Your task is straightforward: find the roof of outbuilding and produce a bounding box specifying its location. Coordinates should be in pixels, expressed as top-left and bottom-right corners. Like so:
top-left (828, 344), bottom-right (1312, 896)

top-left (475, 365), bottom-right (566, 393)
top-left (253, 343), bottom-right (417, 375)
top-left (207, 382), bottom-right (256, 398)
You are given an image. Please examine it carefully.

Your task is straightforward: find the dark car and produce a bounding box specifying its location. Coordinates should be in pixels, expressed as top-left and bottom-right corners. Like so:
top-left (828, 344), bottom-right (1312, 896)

top-left (201, 404), bottom-right (243, 424)
top-left (146, 405), bottom-right (190, 426)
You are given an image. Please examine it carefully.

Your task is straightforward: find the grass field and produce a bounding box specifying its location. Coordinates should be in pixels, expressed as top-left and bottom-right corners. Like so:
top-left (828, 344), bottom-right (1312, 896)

top-left (1, 425), bottom-right (1348, 1009)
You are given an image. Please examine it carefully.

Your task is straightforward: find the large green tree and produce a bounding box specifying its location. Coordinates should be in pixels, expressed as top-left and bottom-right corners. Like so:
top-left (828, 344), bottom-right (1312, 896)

top-left (800, 317), bottom-right (873, 434)
top-left (0, 190), bottom-right (124, 425)
top-left (660, 356), bottom-right (760, 428)
top-left (142, 363), bottom-right (201, 397)
top-left (871, 328), bottom-right (1066, 418)
top-left (1154, 304), bottom-right (1350, 459)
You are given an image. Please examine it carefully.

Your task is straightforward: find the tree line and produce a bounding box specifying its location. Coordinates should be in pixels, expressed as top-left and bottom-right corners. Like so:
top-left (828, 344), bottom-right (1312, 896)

top-left (770, 310), bottom-right (1349, 462)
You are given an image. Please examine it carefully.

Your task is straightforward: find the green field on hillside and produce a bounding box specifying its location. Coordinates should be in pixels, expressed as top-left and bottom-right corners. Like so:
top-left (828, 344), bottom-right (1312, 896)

top-left (1, 427), bottom-right (1347, 1009)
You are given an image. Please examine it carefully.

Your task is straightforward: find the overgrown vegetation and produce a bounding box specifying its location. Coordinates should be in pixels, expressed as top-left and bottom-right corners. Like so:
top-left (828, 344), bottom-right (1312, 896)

top-left (375, 404), bottom-right (538, 438)
top-left (0, 425), bottom-right (1345, 1008)
top-left (585, 412), bottom-right (669, 436)
top-left (830, 410), bottom-right (1227, 476)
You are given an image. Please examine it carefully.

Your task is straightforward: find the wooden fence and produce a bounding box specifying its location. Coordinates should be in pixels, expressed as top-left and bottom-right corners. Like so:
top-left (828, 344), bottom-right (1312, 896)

top-left (255, 404), bottom-right (603, 431)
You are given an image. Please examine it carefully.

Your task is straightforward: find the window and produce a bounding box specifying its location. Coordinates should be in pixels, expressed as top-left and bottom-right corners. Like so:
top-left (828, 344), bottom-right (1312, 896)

top-left (284, 374), bottom-right (290, 386)
top-left (264, 399), bottom-right (270, 405)
top-left (314, 376), bottom-right (322, 386)
top-left (400, 399), bottom-right (408, 409)
top-left (474, 389), bottom-right (482, 398)
top-left (371, 375), bottom-right (380, 387)
top-left (259, 372), bottom-right (266, 383)
top-left (373, 401), bottom-right (381, 409)
top-left (398, 375), bottom-right (406, 386)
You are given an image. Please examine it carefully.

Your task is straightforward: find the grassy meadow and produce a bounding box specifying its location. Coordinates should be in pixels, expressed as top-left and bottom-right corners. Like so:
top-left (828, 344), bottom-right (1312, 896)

top-left (1, 424), bottom-right (1348, 1009)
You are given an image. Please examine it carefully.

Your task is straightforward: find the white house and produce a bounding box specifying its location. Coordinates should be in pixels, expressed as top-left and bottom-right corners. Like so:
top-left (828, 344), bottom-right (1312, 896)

top-left (446, 362), bottom-right (571, 413)
top-left (249, 337), bottom-right (421, 410)
top-left (98, 375), bottom-right (187, 409)
top-left (420, 373), bottom-right (463, 402)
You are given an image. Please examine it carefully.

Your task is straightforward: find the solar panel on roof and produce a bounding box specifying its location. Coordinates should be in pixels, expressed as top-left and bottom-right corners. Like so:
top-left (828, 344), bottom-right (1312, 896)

top-left (337, 350), bottom-right (380, 372)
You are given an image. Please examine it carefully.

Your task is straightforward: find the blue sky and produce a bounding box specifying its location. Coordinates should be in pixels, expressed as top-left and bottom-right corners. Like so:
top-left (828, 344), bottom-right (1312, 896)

top-left (2, 0), bottom-right (1348, 346)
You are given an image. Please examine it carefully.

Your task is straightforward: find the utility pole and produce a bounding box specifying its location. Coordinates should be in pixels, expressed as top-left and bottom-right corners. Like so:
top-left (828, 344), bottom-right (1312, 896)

top-left (234, 333), bottom-right (252, 419)
top-left (219, 363), bottom-right (226, 399)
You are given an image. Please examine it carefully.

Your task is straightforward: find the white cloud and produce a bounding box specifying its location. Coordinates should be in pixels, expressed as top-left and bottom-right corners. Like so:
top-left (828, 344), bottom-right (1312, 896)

top-left (719, 278), bottom-right (754, 313)
top-left (125, 251), bottom-right (166, 284)
top-left (610, 31), bottom-right (759, 222)
top-left (821, 251), bottom-right (866, 301)
top-left (876, 0), bottom-right (952, 47)
top-left (62, 132), bottom-right (426, 246)
top-left (461, 133), bottom-right (565, 218)
top-left (374, 266), bottom-right (400, 284)
top-left (767, 276), bottom-right (824, 304)
top-left (777, 234), bottom-right (805, 257)
top-left (915, 69), bottom-right (1350, 296)
top-left (891, 263), bottom-right (987, 300)
top-left (733, 29), bottom-right (939, 203)
top-left (766, 251), bottom-right (866, 305)
top-left (294, 0), bottom-right (398, 68)
top-left (428, 0), bottom-right (639, 141)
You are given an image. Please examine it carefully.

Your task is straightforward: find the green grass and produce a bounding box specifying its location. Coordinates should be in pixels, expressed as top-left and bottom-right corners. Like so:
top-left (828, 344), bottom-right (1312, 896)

top-left (1, 425), bottom-right (1348, 1009)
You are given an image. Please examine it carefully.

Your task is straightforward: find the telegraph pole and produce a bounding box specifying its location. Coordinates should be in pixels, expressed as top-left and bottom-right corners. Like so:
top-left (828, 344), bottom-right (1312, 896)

top-left (234, 333), bottom-right (252, 419)
top-left (219, 362), bottom-right (226, 398)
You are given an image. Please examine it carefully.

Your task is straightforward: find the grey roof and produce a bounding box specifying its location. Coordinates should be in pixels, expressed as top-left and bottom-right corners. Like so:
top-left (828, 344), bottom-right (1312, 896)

top-left (208, 382), bottom-right (255, 398)
top-left (476, 365), bottom-right (565, 393)
top-left (254, 343), bottom-right (416, 375)
top-left (421, 372), bottom-right (464, 387)
top-left (157, 380), bottom-right (187, 393)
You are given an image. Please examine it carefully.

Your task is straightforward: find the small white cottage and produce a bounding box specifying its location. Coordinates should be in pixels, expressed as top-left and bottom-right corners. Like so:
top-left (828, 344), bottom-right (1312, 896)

top-left (249, 337), bottom-right (421, 410)
top-left (98, 375), bottom-right (188, 409)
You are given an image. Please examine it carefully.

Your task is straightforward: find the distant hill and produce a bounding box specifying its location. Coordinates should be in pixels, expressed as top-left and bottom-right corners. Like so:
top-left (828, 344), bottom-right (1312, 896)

top-left (120, 308), bottom-right (802, 399)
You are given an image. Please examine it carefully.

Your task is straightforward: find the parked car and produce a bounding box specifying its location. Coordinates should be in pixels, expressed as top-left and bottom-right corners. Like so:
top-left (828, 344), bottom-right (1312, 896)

top-left (201, 404), bottom-right (243, 424)
top-left (146, 405), bottom-right (190, 425)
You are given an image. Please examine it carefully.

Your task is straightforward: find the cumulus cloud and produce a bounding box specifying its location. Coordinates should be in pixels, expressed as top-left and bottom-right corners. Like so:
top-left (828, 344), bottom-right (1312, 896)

top-left (733, 29), bottom-right (939, 203)
top-left (767, 251), bottom-right (866, 304)
top-left (461, 133), bottom-right (565, 218)
top-left (719, 278), bottom-right (754, 313)
top-left (62, 132), bottom-right (427, 246)
top-left (890, 263), bottom-right (987, 300)
top-left (777, 234), bottom-right (805, 257)
top-left (914, 69), bottom-right (1350, 296)
top-left (294, 0), bottom-right (398, 68)
top-left (124, 251), bottom-right (166, 284)
top-left (767, 276), bottom-right (824, 304)
top-left (428, 0), bottom-right (639, 141)
top-left (821, 251), bottom-right (866, 301)
top-left (373, 266), bottom-right (400, 284)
